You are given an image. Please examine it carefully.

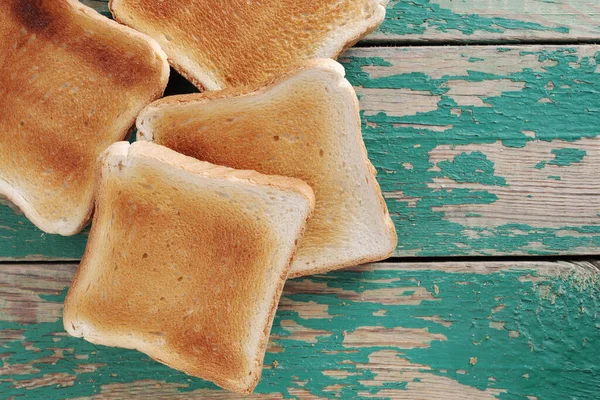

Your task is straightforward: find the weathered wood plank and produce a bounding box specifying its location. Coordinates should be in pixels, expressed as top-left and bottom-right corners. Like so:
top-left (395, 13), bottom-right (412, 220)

top-left (373, 0), bottom-right (600, 43)
top-left (2, 45), bottom-right (599, 260)
top-left (0, 261), bottom-right (598, 398)
top-left (346, 45), bottom-right (600, 257)
top-left (81, 0), bottom-right (600, 43)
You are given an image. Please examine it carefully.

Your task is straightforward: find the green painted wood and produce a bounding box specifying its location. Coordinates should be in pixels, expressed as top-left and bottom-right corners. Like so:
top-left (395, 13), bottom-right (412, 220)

top-left (346, 45), bottom-right (600, 257)
top-left (2, 45), bottom-right (599, 260)
top-left (0, 261), bottom-right (598, 398)
top-left (82, 0), bottom-right (600, 43)
top-left (373, 0), bottom-right (600, 43)
top-left (0, 199), bottom-right (88, 262)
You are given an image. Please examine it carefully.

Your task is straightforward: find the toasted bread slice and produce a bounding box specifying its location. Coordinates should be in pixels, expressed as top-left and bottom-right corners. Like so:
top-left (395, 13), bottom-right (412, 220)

top-left (0, 0), bottom-right (169, 235)
top-left (137, 59), bottom-right (397, 278)
top-left (109, 0), bottom-right (388, 90)
top-left (63, 141), bottom-right (314, 394)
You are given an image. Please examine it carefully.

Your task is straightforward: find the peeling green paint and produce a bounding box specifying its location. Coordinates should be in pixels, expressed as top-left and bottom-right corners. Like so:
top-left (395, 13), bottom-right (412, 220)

top-left (535, 148), bottom-right (587, 169)
top-left (465, 213), bottom-right (482, 218)
top-left (0, 266), bottom-right (597, 399)
top-left (535, 160), bottom-right (547, 169)
top-left (343, 47), bottom-right (600, 256)
top-left (437, 151), bottom-right (508, 186)
top-left (377, 0), bottom-right (570, 37)
top-left (549, 148), bottom-right (587, 166)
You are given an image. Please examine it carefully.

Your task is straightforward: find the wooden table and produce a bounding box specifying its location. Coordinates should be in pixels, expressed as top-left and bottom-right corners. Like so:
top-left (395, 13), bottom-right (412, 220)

top-left (2, 1), bottom-right (599, 398)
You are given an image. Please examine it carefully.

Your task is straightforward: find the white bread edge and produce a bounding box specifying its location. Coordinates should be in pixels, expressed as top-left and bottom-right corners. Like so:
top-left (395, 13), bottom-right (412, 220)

top-left (289, 57), bottom-right (396, 277)
top-left (0, 1), bottom-right (170, 236)
top-left (136, 59), bottom-right (398, 277)
top-left (316, 0), bottom-right (389, 59)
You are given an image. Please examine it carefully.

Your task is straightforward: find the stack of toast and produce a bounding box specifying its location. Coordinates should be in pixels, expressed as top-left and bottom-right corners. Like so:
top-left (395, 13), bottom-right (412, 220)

top-left (1, 0), bottom-right (395, 393)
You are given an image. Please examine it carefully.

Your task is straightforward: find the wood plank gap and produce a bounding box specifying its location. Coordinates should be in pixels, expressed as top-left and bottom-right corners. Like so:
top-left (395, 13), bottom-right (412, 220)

top-left (383, 255), bottom-right (600, 268)
top-left (353, 38), bottom-right (600, 48)
top-left (2, 256), bottom-right (599, 269)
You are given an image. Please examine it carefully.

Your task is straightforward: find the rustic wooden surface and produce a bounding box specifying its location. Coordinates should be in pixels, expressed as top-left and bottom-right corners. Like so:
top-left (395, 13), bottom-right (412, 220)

top-left (372, 0), bottom-right (600, 43)
top-left (82, 0), bottom-right (600, 43)
top-left (0, 261), bottom-right (598, 399)
top-left (3, 44), bottom-right (599, 260)
top-left (2, 2), bottom-right (600, 399)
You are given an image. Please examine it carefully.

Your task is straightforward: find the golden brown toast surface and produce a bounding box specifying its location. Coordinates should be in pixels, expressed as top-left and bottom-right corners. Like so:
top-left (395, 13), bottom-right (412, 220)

top-left (110, 0), bottom-right (387, 89)
top-left (73, 159), bottom-right (273, 383)
top-left (64, 142), bottom-right (314, 393)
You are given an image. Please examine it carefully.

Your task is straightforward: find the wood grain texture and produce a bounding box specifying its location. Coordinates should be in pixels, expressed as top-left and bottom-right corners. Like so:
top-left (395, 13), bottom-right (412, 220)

top-left (373, 0), bottom-right (600, 43)
top-left (82, 0), bottom-right (600, 43)
top-left (0, 261), bottom-right (598, 398)
top-left (345, 45), bottom-right (600, 257)
top-left (2, 45), bottom-right (599, 260)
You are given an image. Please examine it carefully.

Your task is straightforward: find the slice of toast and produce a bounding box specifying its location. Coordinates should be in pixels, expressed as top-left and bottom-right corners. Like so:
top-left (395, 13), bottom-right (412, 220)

top-left (109, 0), bottom-right (388, 90)
top-left (0, 0), bottom-right (169, 235)
top-left (137, 59), bottom-right (397, 278)
top-left (63, 141), bottom-right (314, 394)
